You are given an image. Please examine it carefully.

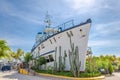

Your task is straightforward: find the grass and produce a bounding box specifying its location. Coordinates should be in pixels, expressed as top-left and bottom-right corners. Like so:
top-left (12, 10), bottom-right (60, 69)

top-left (32, 68), bottom-right (101, 77)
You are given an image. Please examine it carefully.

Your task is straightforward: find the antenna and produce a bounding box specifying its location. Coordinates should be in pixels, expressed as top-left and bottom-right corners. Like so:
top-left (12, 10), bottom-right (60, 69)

top-left (44, 11), bottom-right (51, 28)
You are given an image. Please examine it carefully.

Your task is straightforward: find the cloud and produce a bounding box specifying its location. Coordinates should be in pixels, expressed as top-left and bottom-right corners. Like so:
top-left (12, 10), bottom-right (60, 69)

top-left (66, 0), bottom-right (95, 10)
top-left (88, 39), bottom-right (120, 47)
top-left (0, 0), bottom-right (43, 24)
top-left (0, 36), bottom-right (34, 52)
top-left (88, 39), bottom-right (120, 56)
top-left (65, 0), bottom-right (113, 14)
top-left (0, 36), bottom-right (33, 46)
top-left (88, 20), bottom-right (120, 55)
top-left (90, 21), bottom-right (120, 39)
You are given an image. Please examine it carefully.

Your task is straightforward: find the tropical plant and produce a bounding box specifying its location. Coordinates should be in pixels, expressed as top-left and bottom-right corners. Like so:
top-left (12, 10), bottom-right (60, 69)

top-left (24, 52), bottom-right (33, 64)
top-left (67, 32), bottom-right (81, 77)
top-left (58, 46), bottom-right (64, 72)
top-left (54, 47), bottom-right (57, 71)
top-left (35, 56), bottom-right (46, 70)
top-left (0, 40), bottom-right (11, 58)
top-left (108, 63), bottom-right (113, 75)
top-left (10, 48), bottom-right (24, 62)
top-left (16, 48), bottom-right (24, 60)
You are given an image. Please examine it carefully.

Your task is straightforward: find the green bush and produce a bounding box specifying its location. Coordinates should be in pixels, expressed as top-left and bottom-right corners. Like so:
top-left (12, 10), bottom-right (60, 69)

top-left (118, 64), bottom-right (120, 70)
top-left (38, 57), bottom-right (46, 65)
top-left (31, 68), bottom-right (101, 77)
top-left (33, 56), bottom-right (46, 70)
top-left (80, 71), bottom-right (101, 77)
top-left (108, 63), bottom-right (113, 75)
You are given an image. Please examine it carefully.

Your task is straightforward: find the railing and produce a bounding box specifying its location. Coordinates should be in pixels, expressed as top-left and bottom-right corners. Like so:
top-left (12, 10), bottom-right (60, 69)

top-left (31, 19), bottom-right (92, 52)
top-left (31, 20), bottom-right (75, 52)
top-left (53, 19), bottom-right (74, 31)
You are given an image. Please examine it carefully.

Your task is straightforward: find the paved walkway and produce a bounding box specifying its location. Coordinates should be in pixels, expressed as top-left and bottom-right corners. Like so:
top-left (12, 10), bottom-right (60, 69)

top-left (0, 71), bottom-right (120, 80)
top-left (0, 71), bottom-right (69, 80)
top-left (104, 72), bottom-right (120, 80)
top-left (0, 71), bottom-right (49, 80)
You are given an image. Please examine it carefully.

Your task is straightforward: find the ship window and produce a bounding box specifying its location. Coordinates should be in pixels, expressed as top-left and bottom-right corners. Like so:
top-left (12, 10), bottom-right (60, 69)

top-left (45, 56), bottom-right (50, 62)
top-left (82, 35), bottom-right (86, 37)
top-left (70, 31), bottom-right (73, 36)
top-left (49, 39), bottom-right (52, 44)
top-left (49, 55), bottom-right (54, 62)
top-left (53, 37), bottom-right (56, 42)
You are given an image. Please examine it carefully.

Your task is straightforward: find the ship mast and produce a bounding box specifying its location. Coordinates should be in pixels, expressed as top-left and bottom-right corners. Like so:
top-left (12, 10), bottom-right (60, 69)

top-left (44, 11), bottom-right (51, 28)
top-left (44, 12), bottom-right (53, 37)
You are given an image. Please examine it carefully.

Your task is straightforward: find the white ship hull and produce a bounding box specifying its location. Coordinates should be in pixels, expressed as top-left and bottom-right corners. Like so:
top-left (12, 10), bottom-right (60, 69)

top-left (31, 19), bottom-right (91, 71)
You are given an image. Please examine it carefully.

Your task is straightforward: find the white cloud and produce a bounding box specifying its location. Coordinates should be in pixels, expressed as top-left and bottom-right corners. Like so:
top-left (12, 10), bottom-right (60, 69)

top-left (65, 0), bottom-right (113, 14)
top-left (88, 39), bottom-right (120, 47)
top-left (0, 37), bottom-right (33, 47)
top-left (66, 0), bottom-right (95, 10)
top-left (90, 21), bottom-right (120, 38)
top-left (88, 39), bottom-right (120, 56)
top-left (89, 20), bottom-right (120, 51)
top-left (0, 0), bottom-right (43, 24)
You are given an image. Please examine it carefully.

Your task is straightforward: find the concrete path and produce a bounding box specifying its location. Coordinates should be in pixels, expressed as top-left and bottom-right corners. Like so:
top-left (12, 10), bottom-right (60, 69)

top-left (0, 71), bottom-right (69, 80)
top-left (1, 71), bottom-right (120, 80)
top-left (104, 72), bottom-right (120, 80)
top-left (0, 71), bottom-right (50, 80)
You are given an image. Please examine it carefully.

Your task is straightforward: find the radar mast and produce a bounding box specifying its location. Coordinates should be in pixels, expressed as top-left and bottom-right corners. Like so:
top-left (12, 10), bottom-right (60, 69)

top-left (44, 11), bottom-right (51, 28)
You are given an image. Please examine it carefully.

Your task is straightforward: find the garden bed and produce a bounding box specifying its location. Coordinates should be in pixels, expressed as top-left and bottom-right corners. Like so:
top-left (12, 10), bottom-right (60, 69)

top-left (30, 69), bottom-right (104, 80)
top-left (35, 70), bottom-right (101, 77)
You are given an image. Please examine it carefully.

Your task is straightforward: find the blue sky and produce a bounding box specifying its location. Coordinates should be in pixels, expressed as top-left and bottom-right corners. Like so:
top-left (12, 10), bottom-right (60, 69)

top-left (0, 0), bottom-right (120, 56)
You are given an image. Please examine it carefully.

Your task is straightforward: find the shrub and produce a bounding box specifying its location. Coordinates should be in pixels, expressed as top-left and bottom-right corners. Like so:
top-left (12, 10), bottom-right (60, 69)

top-left (118, 64), bottom-right (120, 70)
top-left (108, 63), bottom-right (113, 75)
top-left (80, 71), bottom-right (101, 77)
top-left (33, 56), bottom-right (46, 70)
top-left (32, 69), bottom-right (101, 78)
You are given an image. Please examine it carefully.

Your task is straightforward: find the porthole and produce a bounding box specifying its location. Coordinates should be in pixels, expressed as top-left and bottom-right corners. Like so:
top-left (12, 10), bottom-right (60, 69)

top-left (80, 29), bottom-right (82, 32)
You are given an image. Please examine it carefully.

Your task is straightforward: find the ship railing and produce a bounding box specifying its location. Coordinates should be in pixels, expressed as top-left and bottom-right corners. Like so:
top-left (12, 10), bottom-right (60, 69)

top-left (53, 19), bottom-right (74, 32)
top-left (31, 20), bottom-right (74, 52)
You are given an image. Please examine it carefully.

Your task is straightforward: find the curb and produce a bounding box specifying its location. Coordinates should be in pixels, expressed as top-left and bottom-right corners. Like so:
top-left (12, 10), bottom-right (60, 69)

top-left (30, 70), bottom-right (105, 80)
top-left (37, 73), bottom-right (105, 80)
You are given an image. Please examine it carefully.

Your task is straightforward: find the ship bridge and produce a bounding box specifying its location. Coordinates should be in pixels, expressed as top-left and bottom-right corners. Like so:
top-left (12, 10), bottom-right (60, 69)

top-left (31, 19), bottom-right (74, 51)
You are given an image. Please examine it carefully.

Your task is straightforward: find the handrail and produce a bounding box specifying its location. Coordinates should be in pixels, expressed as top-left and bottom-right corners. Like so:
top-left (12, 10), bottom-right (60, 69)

top-left (53, 19), bottom-right (74, 30)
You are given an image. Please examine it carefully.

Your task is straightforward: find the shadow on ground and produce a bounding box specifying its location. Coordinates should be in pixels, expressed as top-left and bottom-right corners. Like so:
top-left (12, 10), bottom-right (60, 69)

top-left (1, 71), bottom-right (69, 80)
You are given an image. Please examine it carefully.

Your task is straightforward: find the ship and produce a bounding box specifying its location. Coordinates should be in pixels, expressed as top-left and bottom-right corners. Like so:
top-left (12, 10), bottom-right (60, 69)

top-left (31, 13), bottom-right (91, 71)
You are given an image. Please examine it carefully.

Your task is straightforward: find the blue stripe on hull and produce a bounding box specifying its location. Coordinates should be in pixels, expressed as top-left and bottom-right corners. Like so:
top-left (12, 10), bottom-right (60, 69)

top-left (40, 50), bottom-right (55, 56)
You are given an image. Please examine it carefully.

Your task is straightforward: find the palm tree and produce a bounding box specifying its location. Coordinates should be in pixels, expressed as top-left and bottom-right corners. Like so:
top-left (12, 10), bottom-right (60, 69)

top-left (24, 52), bottom-right (33, 64)
top-left (0, 40), bottom-right (11, 58)
top-left (16, 48), bottom-right (24, 60)
top-left (10, 48), bottom-right (24, 62)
